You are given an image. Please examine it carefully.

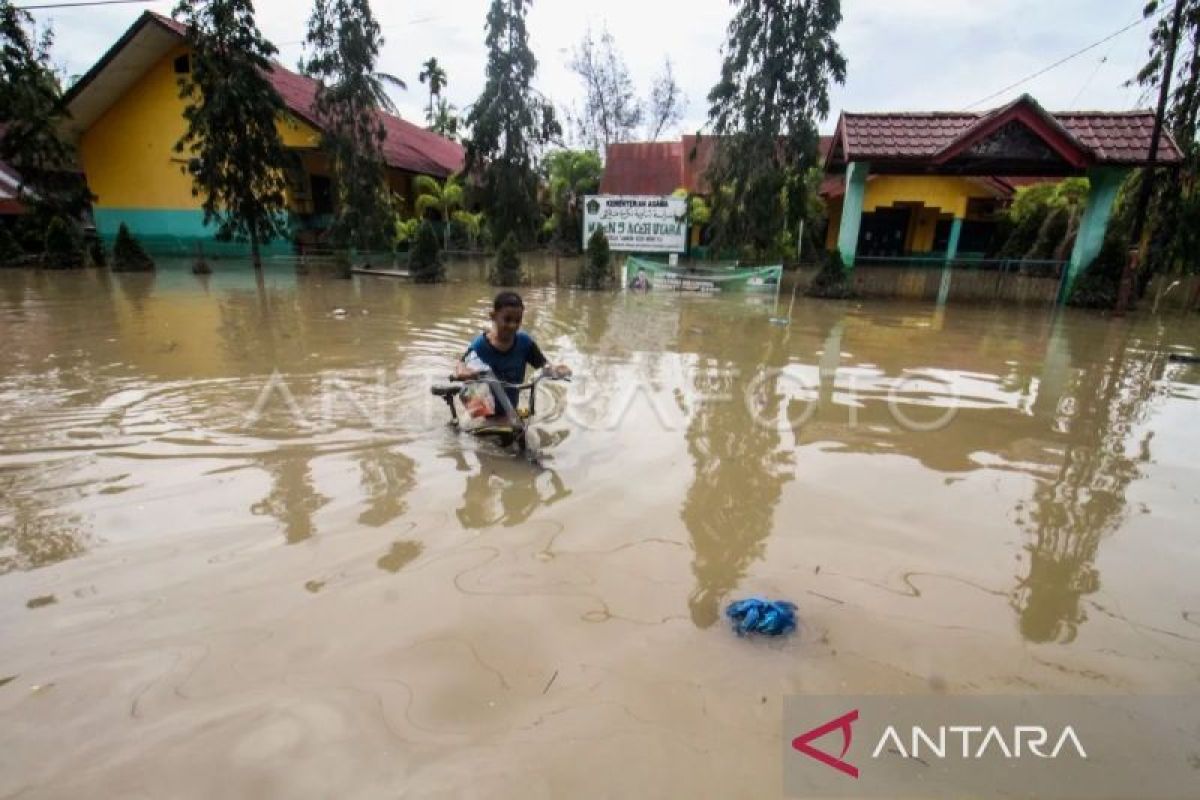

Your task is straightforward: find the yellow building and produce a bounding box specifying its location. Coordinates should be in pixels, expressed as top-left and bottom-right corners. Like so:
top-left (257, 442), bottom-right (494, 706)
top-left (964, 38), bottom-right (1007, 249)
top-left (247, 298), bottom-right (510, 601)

top-left (821, 173), bottom-right (1012, 258)
top-left (61, 12), bottom-right (463, 255)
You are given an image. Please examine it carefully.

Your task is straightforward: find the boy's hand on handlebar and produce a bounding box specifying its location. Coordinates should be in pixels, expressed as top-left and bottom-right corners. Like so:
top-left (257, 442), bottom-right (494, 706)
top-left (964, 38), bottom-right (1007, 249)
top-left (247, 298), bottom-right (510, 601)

top-left (453, 363), bottom-right (481, 380)
top-left (546, 364), bottom-right (572, 379)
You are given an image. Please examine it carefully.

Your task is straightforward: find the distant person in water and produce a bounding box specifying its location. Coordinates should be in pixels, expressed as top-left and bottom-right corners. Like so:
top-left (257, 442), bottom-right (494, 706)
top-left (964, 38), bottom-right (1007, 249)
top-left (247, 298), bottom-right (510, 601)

top-left (629, 267), bottom-right (652, 291)
top-left (454, 291), bottom-right (571, 412)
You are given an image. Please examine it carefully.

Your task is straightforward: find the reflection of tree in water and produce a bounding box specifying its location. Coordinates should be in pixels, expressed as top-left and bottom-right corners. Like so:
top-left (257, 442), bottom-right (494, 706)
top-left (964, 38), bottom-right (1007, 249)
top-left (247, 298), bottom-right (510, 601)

top-left (679, 313), bottom-right (794, 628)
top-left (356, 446), bottom-right (416, 527)
top-left (1012, 324), bottom-right (1166, 643)
top-left (377, 539), bottom-right (423, 572)
top-left (250, 447), bottom-right (330, 544)
top-left (0, 479), bottom-right (89, 574)
top-left (448, 450), bottom-right (570, 529)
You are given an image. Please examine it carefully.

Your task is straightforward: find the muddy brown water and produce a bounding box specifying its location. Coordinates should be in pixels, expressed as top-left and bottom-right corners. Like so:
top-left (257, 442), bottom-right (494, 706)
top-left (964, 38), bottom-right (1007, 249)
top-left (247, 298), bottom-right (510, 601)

top-left (1, 260), bottom-right (1198, 797)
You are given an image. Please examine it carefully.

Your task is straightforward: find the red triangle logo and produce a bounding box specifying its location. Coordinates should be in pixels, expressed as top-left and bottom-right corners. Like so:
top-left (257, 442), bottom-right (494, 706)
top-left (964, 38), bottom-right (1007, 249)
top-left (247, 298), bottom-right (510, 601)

top-left (791, 709), bottom-right (860, 778)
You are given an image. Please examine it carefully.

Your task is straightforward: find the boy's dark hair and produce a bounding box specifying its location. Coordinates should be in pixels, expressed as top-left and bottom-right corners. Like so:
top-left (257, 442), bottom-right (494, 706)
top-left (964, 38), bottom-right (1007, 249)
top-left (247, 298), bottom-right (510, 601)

top-left (492, 291), bottom-right (524, 312)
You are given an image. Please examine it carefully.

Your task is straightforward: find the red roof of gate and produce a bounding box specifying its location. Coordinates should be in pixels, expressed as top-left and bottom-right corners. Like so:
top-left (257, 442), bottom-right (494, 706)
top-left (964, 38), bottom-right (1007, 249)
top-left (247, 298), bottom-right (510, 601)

top-left (826, 94), bottom-right (1182, 168)
top-left (601, 134), bottom-right (832, 195)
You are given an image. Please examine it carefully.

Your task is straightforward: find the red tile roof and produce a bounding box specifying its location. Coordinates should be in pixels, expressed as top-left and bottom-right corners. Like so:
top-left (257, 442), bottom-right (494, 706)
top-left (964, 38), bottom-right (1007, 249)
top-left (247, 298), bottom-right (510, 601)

top-left (265, 65), bottom-right (464, 178)
top-left (601, 134), bottom-right (832, 195)
top-left (829, 95), bottom-right (1182, 168)
top-left (108, 13), bottom-right (463, 177)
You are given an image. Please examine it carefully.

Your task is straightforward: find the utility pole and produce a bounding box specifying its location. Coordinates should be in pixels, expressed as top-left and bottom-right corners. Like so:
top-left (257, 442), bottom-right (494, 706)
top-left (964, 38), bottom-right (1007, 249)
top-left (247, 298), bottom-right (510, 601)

top-left (1116, 0), bottom-right (1186, 314)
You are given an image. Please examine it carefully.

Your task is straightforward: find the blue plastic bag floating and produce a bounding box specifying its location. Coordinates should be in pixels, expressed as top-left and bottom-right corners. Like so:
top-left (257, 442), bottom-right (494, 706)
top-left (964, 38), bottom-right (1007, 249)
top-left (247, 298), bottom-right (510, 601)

top-left (725, 597), bottom-right (798, 637)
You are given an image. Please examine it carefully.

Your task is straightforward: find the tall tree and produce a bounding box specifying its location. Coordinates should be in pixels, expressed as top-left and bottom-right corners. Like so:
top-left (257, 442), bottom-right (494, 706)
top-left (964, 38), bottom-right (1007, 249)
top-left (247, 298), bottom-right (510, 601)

top-left (1132, 0), bottom-right (1200, 289)
top-left (302, 0), bottom-right (397, 252)
top-left (464, 0), bottom-right (560, 244)
top-left (174, 0), bottom-right (289, 269)
top-left (568, 25), bottom-right (641, 153)
top-left (0, 4), bottom-right (87, 221)
top-left (705, 0), bottom-right (846, 257)
top-left (418, 56), bottom-right (447, 126)
top-left (645, 57), bottom-right (686, 142)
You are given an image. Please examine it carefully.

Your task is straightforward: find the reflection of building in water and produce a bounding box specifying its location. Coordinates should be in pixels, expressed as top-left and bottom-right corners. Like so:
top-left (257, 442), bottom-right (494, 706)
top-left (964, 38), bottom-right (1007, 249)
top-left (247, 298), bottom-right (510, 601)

top-left (1011, 322), bottom-right (1167, 643)
top-left (250, 446), bottom-right (330, 544)
top-left (677, 307), bottom-right (794, 628)
top-left (448, 450), bottom-right (570, 530)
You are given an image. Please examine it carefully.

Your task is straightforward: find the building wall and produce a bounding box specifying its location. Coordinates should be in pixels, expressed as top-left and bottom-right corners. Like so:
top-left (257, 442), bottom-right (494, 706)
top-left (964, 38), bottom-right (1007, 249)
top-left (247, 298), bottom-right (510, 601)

top-left (80, 45), bottom-right (323, 255)
top-left (824, 175), bottom-right (999, 253)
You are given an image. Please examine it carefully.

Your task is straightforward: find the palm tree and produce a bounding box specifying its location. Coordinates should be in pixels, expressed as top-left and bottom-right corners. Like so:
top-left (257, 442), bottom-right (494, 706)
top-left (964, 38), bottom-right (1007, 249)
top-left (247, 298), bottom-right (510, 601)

top-left (452, 209), bottom-right (484, 251)
top-left (373, 71), bottom-right (408, 114)
top-left (414, 175), bottom-right (464, 250)
top-left (418, 57), bottom-right (447, 125)
top-left (430, 97), bottom-right (459, 140)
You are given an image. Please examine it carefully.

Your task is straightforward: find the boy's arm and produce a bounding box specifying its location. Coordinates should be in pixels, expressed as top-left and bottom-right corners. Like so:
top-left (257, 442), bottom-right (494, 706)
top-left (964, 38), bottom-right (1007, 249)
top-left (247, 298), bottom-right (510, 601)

top-left (528, 340), bottom-right (571, 378)
top-left (454, 344), bottom-right (480, 379)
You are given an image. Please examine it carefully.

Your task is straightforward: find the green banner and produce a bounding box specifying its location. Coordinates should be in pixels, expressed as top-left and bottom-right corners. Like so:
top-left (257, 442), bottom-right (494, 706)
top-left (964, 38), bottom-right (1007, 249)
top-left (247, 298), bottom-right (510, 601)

top-left (624, 256), bottom-right (782, 293)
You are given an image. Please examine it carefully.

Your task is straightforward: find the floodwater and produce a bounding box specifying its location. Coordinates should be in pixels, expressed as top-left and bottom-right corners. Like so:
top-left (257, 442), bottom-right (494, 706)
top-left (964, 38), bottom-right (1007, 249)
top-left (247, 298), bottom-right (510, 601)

top-left (1, 260), bottom-right (1198, 797)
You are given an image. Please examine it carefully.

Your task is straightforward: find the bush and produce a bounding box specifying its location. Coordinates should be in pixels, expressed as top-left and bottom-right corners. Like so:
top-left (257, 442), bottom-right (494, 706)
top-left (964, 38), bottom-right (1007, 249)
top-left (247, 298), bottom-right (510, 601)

top-left (43, 217), bottom-right (84, 269)
top-left (805, 247), bottom-right (856, 299)
top-left (0, 225), bottom-right (23, 267)
top-left (111, 223), bottom-right (155, 272)
top-left (409, 220), bottom-right (444, 283)
top-left (997, 204), bottom-right (1048, 260)
top-left (489, 232), bottom-right (522, 286)
top-left (1029, 206), bottom-right (1069, 261)
top-left (581, 227), bottom-right (611, 289)
top-left (1068, 230), bottom-right (1128, 309)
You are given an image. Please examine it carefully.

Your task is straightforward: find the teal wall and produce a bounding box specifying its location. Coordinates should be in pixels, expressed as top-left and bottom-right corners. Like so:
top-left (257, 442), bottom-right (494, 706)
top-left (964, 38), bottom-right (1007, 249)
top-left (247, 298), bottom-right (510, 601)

top-left (836, 161), bottom-right (869, 268)
top-left (93, 208), bottom-right (296, 257)
top-left (1063, 166), bottom-right (1129, 299)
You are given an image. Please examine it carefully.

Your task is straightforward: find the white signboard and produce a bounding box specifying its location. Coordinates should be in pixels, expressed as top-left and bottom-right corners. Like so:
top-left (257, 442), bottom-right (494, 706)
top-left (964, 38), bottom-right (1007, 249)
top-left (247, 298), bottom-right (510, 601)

top-left (582, 195), bottom-right (688, 253)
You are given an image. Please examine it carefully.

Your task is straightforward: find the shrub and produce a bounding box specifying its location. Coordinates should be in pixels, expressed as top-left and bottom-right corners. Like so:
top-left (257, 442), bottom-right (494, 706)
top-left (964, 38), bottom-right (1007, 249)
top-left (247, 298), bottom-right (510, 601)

top-left (409, 220), bottom-right (444, 283)
top-left (43, 217), bottom-right (84, 269)
top-left (581, 226), bottom-right (611, 289)
top-left (489, 232), bottom-right (522, 285)
top-left (1068, 230), bottom-right (1128, 310)
top-left (111, 223), bottom-right (155, 272)
top-left (805, 247), bottom-right (856, 299)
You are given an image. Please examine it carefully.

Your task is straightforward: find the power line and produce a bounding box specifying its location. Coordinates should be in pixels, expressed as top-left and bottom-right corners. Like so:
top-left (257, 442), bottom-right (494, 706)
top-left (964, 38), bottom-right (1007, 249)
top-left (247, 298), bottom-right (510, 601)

top-left (17, 0), bottom-right (163, 10)
top-left (1070, 54), bottom-right (1111, 107)
top-left (963, 10), bottom-right (1163, 110)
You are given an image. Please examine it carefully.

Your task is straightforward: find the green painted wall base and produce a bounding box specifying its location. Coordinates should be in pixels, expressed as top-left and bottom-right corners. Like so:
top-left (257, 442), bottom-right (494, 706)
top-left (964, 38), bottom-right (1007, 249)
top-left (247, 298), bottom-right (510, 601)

top-left (93, 208), bottom-right (297, 258)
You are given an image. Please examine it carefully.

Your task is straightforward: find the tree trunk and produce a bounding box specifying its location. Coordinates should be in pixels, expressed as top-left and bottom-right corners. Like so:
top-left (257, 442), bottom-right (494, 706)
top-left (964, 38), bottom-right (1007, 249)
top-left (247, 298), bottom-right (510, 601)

top-left (250, 222), bottom-right (262, 270)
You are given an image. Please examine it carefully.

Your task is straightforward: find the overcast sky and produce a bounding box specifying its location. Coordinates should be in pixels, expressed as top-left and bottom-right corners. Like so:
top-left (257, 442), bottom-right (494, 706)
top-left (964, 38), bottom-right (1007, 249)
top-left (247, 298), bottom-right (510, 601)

top-left (31, 0), bottom-right (1159, 138)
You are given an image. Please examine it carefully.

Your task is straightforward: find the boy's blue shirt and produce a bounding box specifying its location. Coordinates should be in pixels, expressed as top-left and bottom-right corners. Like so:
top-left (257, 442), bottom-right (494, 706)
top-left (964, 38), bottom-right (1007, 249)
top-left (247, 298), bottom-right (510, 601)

top-left (464, 331), bottom-right (547, 407)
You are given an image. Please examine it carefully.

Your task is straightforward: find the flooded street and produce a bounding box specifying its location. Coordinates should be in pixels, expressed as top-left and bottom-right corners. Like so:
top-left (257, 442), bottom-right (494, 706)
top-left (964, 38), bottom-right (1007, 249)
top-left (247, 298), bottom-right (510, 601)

top-left (1, 261), bottom-right (1198, 797)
